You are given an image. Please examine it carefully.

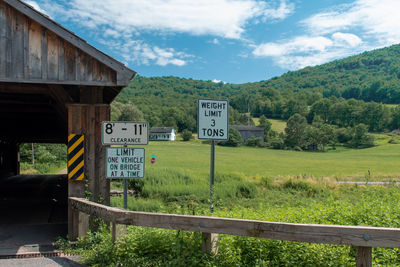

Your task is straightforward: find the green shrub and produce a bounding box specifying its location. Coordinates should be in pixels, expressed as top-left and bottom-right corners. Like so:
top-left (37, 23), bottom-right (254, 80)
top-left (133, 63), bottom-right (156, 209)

top-left (128, 179), bottom-right (144, 196)
top-left (245, 136), bottom-right (262, 147)
top-left (219, 128), bottom-right (242, 147)
top-left (260, 176), bottom-right (274, 188)
top-left (215, 174), bottom-right (257, 199)
top-left (282, 179), bottom-right (321, 196)
top-left (181, 129), bottom-right (193, 141)
top-left (270, 137), bottom-right (285, 149)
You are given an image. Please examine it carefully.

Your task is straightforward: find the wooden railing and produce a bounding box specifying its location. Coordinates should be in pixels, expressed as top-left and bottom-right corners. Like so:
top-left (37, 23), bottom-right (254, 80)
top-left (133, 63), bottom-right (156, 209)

top-left (69, 197), bottom-right (400, 267)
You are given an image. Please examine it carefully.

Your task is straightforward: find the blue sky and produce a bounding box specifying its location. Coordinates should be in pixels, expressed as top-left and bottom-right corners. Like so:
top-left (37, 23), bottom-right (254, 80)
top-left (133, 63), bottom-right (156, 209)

top-left (26, 0), bottom-right (400, 84)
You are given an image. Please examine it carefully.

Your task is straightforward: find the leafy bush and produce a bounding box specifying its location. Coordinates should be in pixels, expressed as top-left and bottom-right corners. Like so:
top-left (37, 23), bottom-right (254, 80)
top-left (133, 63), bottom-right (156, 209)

top-left (282, 179), bottom-right (321, 196)
top-left (270, 136), bottom-right (285, 149)
top-left (218, 128), bottom-right (242, 147)
top-left (128, 179), bottom-right (145, 196)
top-left (347, 124), bottom-right (375, 148)
top-left (245, 136), bottom-right (262, 147)
top-left (181, 129), bottom-right (193, 141)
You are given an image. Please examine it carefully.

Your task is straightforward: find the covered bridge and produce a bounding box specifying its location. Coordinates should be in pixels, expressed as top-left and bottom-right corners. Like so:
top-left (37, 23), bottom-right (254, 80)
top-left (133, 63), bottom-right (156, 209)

top-left (0, 0), bottom-right (135, 247)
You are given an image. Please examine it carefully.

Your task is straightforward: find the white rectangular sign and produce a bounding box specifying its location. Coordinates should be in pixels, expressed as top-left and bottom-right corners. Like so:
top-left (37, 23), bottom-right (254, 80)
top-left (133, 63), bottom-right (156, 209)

top-left (106, 147), bottom-right (145, 178)
top-left (198, 99), bottom-right (229, 140)
top-left (102, 121), bottom-right (148, 145)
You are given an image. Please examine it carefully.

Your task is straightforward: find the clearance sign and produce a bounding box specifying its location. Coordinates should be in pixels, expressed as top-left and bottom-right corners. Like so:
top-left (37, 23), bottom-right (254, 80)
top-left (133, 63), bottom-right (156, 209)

top-left (198, 99), bottom-right (229, 140)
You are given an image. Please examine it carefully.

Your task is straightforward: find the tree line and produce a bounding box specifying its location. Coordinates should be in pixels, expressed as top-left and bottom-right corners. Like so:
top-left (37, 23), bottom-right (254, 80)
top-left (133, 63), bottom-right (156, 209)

top-left (219, 114), bottom-right (375, 151)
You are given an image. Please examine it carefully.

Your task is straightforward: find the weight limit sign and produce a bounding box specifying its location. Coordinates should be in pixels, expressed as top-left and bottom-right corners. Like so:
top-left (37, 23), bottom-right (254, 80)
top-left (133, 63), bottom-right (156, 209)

top-left (197, 99), bottom-right (229, 140)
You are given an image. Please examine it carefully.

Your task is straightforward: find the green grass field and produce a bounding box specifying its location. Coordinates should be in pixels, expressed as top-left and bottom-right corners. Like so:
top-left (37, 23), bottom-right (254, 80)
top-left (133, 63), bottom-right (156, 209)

top-left (252, 117), bottom-right (286, 133)
top-left (142, 140), bottom-right (400, 181)
top-left (269, 118), bottom-right (287, 132)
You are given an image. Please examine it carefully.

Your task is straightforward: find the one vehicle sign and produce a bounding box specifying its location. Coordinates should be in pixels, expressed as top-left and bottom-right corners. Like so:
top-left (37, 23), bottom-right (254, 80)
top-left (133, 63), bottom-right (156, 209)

top-left (102, 121), bottom-right (148, 145)
top-left (198, 99), bottom-right (229, 140)
top-left (106, 147), bottom-right (145, 178)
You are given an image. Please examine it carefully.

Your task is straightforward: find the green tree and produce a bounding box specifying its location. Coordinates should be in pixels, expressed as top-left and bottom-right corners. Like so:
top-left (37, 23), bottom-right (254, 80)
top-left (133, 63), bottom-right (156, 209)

top-left (118, 103), bottom-right (144, 121)
top-left (284, 114), bottom-right (308, 148)
top-left (309, 99), bottom-right (331, 123)
top-left (258, 115), bottom-right (273, 142)
top-left (347, 124), bottom-right (375, 148)
top-left (219, 128), bottom-right (243, 147)
top-left (391, 106), bottom-right (400, 130)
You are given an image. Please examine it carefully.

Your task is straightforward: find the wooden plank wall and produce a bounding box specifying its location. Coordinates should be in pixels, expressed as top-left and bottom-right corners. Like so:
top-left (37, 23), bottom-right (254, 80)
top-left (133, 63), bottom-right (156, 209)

top-left (68, 103), bottom-right (110, 239)
top-left (0, 1), bottom-right (117, 85)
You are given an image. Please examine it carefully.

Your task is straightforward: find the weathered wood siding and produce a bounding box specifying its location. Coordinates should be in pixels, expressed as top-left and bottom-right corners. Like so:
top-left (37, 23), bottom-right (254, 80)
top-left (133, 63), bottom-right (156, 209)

top-left (0, 1), bottom-right (116, 85)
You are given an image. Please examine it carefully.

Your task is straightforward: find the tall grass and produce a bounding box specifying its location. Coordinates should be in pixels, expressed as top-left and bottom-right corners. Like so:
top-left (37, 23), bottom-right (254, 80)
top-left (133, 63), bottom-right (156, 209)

top-left (61, 185), bottom-right (400, 266)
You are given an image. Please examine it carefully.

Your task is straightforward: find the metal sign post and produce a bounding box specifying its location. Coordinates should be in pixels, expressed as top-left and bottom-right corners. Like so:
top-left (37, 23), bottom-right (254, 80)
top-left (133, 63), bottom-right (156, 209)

top-left (198, 99), bottom-right (229, 213)
top-left (123, 160), bottom-right (128, 210)
top-left (210, 140), bottom-right (215, 212)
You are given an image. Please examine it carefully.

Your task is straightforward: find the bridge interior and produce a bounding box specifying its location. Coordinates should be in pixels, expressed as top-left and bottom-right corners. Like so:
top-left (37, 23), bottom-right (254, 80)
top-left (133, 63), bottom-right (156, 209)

top-left (0, 175), bottom-right (68, 255)
top-left (0, 83), bottom-right (71, 256)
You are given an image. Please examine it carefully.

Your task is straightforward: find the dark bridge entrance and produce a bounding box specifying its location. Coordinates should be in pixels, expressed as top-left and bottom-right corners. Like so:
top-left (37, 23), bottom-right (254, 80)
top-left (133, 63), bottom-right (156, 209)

top-left (0, 0), bottom-right (135, 256)
top-left (0, 175), bottom-right (67, 255)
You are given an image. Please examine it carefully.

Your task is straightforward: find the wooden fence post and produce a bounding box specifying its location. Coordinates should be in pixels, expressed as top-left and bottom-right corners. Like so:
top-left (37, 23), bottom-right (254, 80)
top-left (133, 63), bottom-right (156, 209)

top-left (202, 233), bottom-right (218, 254)
top-left (112, 222), bottom-right (127, 243)
top-left (78, 212), bottom-right (90, 237)
top-left (356, 246), bottom-right (372, 267)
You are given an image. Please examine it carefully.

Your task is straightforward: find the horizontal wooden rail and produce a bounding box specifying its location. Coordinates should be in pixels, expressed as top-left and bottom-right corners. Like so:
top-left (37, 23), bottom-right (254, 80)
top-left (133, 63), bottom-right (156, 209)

top-left (69, 197), bottom-right (400, 248)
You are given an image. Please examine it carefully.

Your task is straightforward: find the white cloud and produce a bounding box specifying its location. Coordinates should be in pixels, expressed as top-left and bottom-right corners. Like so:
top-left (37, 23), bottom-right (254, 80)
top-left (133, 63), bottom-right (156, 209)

top-left (253, 33), bottom-right (364, 69)
top-left (303, 0), bottom-right (400, 45)
top-left (101, 39), bottom-right (193, 67)
top-left (254, 36), bottom-right (333, 57)
top-left (252, 0), bottom-right (400, 70)
top-left (212, 79), bottom-right (226, 84)
top-left (262, 0), bottom-right (294, 21)
top-left (331, 32), bottom-right (362, 47)
top-left (25, 0), bottom-right (48, 15)
top-left (36, 0), bottom-right (294, 39)
top-left (211, 39), bottom-right (220, 45)
top-left (103, 29), bottom-right (121, 39)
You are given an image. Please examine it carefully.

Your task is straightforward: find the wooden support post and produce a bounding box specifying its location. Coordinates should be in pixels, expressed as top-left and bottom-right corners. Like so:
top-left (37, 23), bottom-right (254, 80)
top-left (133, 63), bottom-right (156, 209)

top-left (202, 233), bottom-right (218, 254)
top-left (68, 205), bottom-right (79, 240)
top-left (78, 212), bottom-right (90, 237)
top-left (356, 246), bottom-right (372, 267)
top-left (67, 95), bottom-right (110, 240)
top-left (112, 222), bottom-right (127, 243)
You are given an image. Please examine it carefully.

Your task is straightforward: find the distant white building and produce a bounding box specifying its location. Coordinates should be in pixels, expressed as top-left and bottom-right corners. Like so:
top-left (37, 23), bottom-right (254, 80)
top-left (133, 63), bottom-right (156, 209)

top-left (149, 127), bottom-right (176, 141)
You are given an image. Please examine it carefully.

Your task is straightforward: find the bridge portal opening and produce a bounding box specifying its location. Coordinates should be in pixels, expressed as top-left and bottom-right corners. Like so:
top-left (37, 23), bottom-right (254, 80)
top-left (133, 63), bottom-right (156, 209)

top-left (0, 142), bottom-right (69, 255)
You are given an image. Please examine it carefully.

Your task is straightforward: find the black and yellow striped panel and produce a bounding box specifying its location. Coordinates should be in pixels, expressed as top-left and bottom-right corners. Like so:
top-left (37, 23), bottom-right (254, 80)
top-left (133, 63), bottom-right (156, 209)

top-left (68, 134), bottom-right (84, 181)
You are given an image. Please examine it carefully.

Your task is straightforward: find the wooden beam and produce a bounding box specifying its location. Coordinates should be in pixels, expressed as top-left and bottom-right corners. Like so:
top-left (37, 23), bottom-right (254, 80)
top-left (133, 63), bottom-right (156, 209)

top-left (70, 197), bottom-right (400, 249)
top-left (80, 86), bottom-right (103, 104)
top-left (48, 84), bottom-right (73, 123)
top-left (0, 77), bottom-right (117, 87)
top-left (0, 83), bottom-right (48, 94)
top-left (0, 105), bottom-right (54, 113)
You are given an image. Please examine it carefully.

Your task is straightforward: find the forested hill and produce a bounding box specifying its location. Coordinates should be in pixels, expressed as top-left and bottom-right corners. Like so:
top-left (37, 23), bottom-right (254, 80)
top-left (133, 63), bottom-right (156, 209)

top-left (113, 44), bottom-right (400, 133)
top-left (118, 43), bottom-right (400, 106)
top-left (248, 43), bottom-right (400, 103)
